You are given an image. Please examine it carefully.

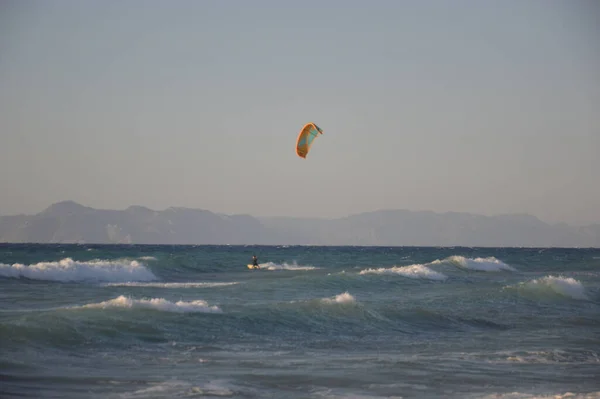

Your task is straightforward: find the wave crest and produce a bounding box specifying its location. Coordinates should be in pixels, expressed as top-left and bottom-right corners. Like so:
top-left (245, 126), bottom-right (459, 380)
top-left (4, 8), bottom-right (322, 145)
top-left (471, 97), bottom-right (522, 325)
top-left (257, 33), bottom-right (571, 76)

top-left (321, 292), bottom-right (356, 304)
top-left (0, 258), bottom-right (157, 282)
top-left (76, 295), bottom-right (222, 313)
top-left (359, 264), bottom-right (447, 281)
top-left (436, 256), bottom-right (515, 272)
top-left (512, 275), bottom-right (589, 301)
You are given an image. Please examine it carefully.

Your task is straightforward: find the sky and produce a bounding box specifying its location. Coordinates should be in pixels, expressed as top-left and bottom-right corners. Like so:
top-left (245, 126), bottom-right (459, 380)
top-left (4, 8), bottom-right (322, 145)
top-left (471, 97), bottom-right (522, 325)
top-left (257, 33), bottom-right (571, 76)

top-left (1, 0), bottom-right (599, 225)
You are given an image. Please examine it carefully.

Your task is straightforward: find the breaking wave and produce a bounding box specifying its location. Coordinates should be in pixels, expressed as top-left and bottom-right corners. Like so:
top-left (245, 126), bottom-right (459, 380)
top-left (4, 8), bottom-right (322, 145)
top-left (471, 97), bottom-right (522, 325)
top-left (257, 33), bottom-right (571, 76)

top-left (0, 258), bottom-right (157, 282)
top-left (359, 264), bottom-right (447, 281)
top-left (434, 255), bottom-right (515, 272)
top-left (509, 275), bottom-right (589, 301)
top-left (73, 295), bottom-right (222, 313)
top-left (320, 292), bottom-right (356, 304)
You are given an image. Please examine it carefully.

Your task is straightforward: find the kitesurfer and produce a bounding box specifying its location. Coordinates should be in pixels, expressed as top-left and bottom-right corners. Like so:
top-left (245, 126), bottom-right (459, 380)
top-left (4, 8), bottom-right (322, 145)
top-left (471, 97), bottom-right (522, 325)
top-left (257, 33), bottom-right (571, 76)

top-left (252, 255), bottom-right (259, 268)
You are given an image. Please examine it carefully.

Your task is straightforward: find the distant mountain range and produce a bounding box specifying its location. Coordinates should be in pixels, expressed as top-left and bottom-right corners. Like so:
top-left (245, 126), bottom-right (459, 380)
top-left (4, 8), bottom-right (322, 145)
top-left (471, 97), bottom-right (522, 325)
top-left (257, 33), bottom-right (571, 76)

top-left (1, 201), bottom-right (598, 247)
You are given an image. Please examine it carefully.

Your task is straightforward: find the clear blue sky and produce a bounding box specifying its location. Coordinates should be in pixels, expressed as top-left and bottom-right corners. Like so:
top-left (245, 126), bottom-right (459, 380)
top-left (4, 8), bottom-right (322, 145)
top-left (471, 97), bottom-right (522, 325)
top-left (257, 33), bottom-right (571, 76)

top-left (1, 0), bottom-right (598, 224)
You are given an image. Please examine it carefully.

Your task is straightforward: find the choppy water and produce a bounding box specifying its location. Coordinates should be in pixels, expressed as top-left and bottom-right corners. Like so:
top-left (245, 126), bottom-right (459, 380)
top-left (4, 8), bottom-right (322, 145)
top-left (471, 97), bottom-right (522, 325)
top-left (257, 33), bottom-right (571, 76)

top-left (1, 244), bottom-right (599, 399)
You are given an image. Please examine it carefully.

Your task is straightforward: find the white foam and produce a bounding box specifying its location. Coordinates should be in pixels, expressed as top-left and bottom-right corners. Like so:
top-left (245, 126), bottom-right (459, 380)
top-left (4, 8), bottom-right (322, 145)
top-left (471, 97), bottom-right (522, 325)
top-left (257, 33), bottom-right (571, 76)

top-left (503, 349), bottom-right (600, 365)
top-left (359, 264), bottom-right (447, 281)
top-left (260, 261), bottom-right (316, 271)
top-left (0, 258), bottom-right (157, 282)
top-left (104, 282), bottom-right (239, 288)
top-left (119, 379), bottom-right (234, 398)
top-left (311, 388), bottom-right (403, 399)
top-left (76, 295), bottom-right (222, 313)
top-left (520, 275), bottom-right (589, 300)
top-left (321, 292), bottom-right (356, 304)
top-left (441, 256), bottom-right (515, 271)
top-left (138, 256), bottom-right (157, 261)
top-left (477, 391), bottom-right (600, 399)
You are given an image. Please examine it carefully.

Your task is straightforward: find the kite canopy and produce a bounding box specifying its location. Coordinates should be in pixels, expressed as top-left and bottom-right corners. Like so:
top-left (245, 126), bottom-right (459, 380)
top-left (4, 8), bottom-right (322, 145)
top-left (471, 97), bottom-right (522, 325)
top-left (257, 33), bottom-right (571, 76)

top-left (295, 122), bottom-right (323, 159)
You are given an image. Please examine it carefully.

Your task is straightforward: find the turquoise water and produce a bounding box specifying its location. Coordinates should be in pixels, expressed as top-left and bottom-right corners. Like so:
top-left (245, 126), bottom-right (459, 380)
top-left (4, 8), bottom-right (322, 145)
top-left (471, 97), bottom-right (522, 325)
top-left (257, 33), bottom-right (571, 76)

top-left (1, 244), bottom-right (599, 398)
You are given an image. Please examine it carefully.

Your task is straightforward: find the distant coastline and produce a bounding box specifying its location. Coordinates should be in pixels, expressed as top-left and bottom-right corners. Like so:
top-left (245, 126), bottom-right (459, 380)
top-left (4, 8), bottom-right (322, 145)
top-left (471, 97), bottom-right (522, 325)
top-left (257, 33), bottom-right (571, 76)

top-left (1, 201), bottom-right (598, 247)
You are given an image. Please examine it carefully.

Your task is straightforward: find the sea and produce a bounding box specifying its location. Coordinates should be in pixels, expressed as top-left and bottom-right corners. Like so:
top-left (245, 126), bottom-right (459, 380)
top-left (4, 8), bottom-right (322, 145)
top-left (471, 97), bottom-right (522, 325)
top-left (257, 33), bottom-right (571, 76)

top-left (1, 244), bottom-right (599, 399)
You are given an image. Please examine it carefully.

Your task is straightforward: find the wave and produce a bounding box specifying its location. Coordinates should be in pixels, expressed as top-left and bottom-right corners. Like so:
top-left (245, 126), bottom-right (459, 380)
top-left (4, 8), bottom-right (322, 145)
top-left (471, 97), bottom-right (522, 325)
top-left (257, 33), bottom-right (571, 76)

top-left (288, 292), bottom-right (357, 306)
top-left (138, 256), bottom-right (157, 261)
top-left (508, 275), bottom-right (589, 301)
top-left (359, 264), bottom-right (447, 281)
top-left (285, 292), bottom-right (498, 332)
top-left (104, 282), bottom-right (239, 288)
top-left (320, 292), bottom-right (356, 304)
top-left (433, 255), bottom-right (515, 272)
top-left (0, 258), bottom-right (157, 282)
top-left (392, 307), bottom-right (509, 332)
top-left (260, 261), bottom-right (316, 271)
top-left (73, 295), bottom-right (222, 313)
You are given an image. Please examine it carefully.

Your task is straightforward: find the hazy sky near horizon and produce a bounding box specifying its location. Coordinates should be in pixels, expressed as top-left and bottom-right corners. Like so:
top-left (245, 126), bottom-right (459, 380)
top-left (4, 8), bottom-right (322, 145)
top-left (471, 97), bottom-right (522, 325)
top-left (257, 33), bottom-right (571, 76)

top-left (1, 0), bottom-right (599, 224)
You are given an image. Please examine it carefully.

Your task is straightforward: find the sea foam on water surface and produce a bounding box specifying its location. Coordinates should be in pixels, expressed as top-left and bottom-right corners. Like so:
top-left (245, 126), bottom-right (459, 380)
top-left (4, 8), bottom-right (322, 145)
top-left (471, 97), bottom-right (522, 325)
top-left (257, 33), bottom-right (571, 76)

top-left (0, 257), bottom-right (157, 282)
top-left (119, 379), bottom-right (234, 398)
top-left (476, 391), bottom-right (600, 399)
top-left (76, 295), bottom-right (222, 313)
top-left (503, 349), bottom-right (600, 365)
top-left (359, 264), bottom-right (448, 281)
top-left (260, 261), bottom-right (316, 271)
top-left (104, 281), bottom-right (239, 288)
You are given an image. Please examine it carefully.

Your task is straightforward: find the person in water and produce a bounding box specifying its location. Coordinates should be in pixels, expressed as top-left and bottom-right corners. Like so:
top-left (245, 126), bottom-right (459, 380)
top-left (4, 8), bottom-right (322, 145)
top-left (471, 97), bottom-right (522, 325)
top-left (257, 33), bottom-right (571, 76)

top-left (252, 255), bottom-right (258, 268)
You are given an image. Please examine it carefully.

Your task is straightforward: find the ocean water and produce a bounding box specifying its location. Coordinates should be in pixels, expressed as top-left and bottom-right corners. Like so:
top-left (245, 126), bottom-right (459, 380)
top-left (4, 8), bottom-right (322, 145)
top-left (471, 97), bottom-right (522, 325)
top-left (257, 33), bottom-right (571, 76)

top-left (1, 244), bottom-right (599, 399)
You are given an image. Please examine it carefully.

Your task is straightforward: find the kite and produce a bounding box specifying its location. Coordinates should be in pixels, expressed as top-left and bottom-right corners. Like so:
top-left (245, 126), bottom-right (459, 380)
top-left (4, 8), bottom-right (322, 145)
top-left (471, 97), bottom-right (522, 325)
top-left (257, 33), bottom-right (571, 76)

top-left (295, 122), bottom-right (323, 159)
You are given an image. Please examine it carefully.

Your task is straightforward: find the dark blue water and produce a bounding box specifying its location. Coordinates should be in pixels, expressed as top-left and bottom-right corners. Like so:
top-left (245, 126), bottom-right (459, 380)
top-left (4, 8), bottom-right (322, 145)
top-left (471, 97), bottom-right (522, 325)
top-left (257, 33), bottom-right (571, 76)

top-left (1, 244), bottom-right (599, 399)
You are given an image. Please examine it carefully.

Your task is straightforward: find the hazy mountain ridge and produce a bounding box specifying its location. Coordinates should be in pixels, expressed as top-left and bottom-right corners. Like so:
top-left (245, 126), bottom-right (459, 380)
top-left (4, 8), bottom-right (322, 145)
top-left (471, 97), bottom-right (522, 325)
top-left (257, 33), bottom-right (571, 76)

top-left (0, 201), bottom-right (598, 247)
